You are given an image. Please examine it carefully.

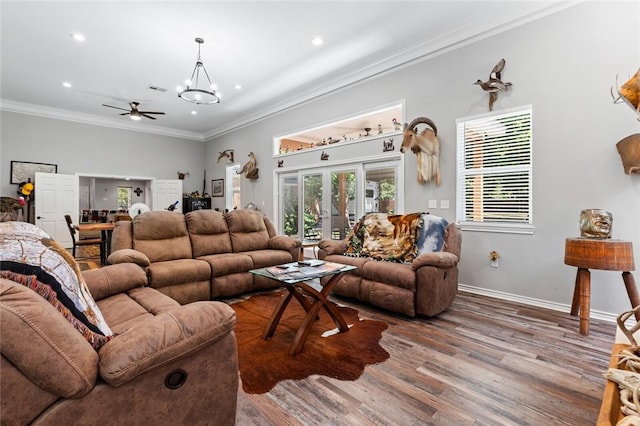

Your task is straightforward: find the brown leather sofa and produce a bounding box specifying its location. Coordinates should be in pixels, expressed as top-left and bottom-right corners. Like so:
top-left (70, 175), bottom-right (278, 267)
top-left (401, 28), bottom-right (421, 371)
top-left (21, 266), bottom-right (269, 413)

top-left (317, 223), bottom-right (462, 317)
top-left (108, 208), bottom-right (301, 304)
top-left (0, 263), bottom-right (239, 425)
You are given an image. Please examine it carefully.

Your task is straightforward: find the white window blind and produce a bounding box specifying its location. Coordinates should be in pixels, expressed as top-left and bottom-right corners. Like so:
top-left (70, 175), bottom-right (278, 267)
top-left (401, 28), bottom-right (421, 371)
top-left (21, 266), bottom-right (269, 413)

top-left (456, 106), bottom-right (534, 234)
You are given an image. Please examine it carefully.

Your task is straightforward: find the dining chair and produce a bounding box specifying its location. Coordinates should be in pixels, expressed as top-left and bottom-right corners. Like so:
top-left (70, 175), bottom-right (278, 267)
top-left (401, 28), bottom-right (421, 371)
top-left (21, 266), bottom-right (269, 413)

top-left (64, 215), bottom-right (104, 261)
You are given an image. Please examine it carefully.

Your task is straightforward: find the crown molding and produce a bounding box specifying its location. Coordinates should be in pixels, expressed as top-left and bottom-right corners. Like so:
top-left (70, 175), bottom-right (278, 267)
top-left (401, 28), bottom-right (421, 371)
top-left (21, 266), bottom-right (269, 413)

top-left (0, 99), bottom-right (205, 141)
top-left (2, 1), bottom-right (581, 143)
top-left (203, 1), bottom-right (582, 140)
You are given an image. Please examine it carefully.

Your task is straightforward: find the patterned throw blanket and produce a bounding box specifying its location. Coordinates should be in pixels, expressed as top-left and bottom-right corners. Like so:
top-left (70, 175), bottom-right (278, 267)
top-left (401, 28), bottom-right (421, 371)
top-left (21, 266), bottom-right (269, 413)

top-left (1, 221), bottom-right (113, 349)
top-left (345, 212), bottom-right (448, 263)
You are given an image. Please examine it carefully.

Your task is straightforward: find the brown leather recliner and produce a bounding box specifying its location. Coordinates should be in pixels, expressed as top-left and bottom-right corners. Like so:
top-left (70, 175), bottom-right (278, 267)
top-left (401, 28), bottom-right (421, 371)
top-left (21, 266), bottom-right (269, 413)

top-left (0, 263), bottom-right (239, 425)
top-left (108, 209), bottom-right (301, 303)
top-left (318, 222), bottom-right (462, 317)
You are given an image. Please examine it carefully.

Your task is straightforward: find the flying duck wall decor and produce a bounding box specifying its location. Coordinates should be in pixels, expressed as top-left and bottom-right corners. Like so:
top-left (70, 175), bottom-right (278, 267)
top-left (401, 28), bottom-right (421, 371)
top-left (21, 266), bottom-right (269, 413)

top-left (474, 58), bottom-right (512, 111)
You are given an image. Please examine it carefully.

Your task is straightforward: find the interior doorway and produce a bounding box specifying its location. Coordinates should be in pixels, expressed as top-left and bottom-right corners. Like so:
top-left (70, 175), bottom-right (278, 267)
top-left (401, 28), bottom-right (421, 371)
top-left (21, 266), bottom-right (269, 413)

top-left (77, 174), bottom-right (153, 223)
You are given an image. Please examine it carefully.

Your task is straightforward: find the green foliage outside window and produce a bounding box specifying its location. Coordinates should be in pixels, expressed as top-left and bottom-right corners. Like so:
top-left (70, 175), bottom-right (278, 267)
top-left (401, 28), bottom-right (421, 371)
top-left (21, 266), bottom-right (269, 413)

top-left (116, 187), bottom-right (131, 209)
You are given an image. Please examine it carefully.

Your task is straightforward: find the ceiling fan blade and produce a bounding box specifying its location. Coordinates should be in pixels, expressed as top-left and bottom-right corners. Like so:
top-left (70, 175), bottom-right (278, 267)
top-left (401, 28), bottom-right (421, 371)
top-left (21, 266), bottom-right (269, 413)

top-left (119, 112), bottom-right (130, 116)
top-left (142, 114), bottom-right (157, 120)
top-left (102, 104), bottom-right (130, 111)
top-left (138, 111), bottom-right (165, 115)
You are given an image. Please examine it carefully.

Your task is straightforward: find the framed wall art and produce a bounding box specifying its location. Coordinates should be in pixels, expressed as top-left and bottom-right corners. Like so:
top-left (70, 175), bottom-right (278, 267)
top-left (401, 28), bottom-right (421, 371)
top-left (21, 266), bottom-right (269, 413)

top-left (10, 161), bottom-right (58, 184)
top-left (212, 179), bottom-right (224, 197)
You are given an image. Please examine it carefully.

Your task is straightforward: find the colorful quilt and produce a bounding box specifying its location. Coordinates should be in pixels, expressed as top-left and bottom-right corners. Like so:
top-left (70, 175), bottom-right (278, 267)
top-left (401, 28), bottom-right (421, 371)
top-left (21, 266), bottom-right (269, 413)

top-left (345, 212), bottom-right (448, 263)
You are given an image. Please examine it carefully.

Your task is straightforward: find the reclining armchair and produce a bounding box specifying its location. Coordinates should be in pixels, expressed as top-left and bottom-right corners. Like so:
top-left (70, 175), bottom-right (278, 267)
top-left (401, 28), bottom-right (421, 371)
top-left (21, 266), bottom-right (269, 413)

top-left (318, 213), bottom-right (462, 317)
top-left (0, 263), bottom-right (239, 425)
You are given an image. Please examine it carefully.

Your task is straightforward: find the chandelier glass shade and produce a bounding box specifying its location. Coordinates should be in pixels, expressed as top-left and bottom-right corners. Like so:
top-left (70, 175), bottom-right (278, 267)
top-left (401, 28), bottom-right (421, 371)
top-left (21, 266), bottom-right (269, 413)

top-left (178, 38), bottom-right (220, 105)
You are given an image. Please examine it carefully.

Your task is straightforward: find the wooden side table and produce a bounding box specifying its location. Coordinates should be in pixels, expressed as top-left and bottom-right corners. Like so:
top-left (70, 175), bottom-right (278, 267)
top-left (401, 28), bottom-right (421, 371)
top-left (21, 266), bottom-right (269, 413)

top-left (564, 238), bottom-right (637, 335)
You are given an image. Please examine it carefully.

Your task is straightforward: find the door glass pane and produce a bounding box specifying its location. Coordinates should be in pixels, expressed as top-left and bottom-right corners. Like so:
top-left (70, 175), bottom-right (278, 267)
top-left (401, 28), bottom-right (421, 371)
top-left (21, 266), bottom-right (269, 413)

top-left (365, 167), bottom-right (396, 214)
top-left (331, 170), bottom-right (356, 240)
top-left (281, 176), bottom-right (299, 237)
top-left (302, 174), bottom-right (322, 242)
top-left (226, 165), bottom-right (241, 211)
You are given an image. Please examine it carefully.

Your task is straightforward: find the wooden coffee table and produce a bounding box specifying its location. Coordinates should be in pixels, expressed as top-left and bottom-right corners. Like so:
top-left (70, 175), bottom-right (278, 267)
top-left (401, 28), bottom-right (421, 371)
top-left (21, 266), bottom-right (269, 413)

top-left (250, 261), bottom-right (356, 355)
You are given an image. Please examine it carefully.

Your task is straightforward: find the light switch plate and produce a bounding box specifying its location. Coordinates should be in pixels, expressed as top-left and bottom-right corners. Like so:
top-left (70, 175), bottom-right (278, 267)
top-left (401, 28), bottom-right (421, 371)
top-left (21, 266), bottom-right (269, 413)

top-left (440, 200), bottom-right (450, 209)
top-left (428, 199), bottom-right (437, 209)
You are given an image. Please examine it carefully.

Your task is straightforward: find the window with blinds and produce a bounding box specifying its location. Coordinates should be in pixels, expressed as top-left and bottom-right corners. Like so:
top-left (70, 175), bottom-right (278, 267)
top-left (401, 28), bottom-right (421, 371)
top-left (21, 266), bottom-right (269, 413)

top-left (456, 106), bottom-right (534, 234)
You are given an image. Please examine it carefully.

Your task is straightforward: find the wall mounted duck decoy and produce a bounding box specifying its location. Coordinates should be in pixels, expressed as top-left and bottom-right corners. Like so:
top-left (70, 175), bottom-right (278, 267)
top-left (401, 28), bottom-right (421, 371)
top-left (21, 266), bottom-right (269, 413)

top-left (474, 58), bottom-right (512, 111)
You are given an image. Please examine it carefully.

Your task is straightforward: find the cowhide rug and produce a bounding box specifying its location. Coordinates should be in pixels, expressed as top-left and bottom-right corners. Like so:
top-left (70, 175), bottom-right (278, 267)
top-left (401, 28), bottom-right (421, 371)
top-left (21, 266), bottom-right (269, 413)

top-left (231, 291), bottom-right (389, 394)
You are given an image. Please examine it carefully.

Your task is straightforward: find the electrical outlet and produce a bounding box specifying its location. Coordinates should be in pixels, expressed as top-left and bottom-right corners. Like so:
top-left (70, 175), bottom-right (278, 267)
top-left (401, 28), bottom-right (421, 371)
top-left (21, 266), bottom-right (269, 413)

top-left (428, 199), bottom-right (437, 209)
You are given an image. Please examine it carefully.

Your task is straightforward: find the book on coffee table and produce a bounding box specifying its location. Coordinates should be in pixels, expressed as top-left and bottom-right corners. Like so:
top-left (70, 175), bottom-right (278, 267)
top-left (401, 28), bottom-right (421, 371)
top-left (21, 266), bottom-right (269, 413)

top-left (263, 261), bottom-right (348, 282)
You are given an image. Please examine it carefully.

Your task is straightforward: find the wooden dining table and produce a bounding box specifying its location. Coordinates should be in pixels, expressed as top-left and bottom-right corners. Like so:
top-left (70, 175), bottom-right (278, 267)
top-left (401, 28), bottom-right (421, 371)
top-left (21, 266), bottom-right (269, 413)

top-left (78, 222), bottom-right (116, 265)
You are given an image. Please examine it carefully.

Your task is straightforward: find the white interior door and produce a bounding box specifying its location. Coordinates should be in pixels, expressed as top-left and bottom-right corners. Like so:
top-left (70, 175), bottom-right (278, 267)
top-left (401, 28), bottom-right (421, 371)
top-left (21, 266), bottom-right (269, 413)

top-left (152, 179), bottom-right (182, 211)
top-left (34, 172), bottom-right (79, 247)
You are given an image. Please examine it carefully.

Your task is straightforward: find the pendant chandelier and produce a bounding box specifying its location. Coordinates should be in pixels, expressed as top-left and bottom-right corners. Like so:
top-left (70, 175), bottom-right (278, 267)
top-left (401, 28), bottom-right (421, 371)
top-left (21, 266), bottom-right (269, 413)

top-left (178, 38), bottom-right (220, 105)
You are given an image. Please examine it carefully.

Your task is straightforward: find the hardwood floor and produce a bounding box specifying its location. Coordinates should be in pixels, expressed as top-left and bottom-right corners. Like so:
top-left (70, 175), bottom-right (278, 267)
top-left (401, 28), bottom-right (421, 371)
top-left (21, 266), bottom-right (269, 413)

top-left (76, 251), bottom-right (616, 425)
top-left (235, 291), bottom-right (616, 426)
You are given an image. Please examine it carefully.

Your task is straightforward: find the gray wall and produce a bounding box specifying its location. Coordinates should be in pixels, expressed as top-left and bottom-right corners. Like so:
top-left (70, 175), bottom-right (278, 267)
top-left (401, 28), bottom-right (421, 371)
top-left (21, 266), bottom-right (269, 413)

top-left (204, 2), bottom-right (640, 317)
top-left (0, 112), bottom-right (207, 196)
top-left (91, 178), bottom-right (147, 211)
top-left (1, 2), bottom-right (638, 318)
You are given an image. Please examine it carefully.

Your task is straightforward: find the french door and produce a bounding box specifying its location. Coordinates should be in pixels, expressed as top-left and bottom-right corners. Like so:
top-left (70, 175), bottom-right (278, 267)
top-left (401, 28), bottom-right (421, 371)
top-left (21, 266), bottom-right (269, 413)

top-left (301, 166), bottom-right (358, 242)
top-left (278, 159), bottom-right (401, 243)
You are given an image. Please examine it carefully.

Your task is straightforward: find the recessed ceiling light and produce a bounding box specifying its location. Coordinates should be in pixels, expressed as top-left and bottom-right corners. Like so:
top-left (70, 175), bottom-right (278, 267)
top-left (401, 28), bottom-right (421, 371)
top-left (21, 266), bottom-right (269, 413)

top-left (234, 84), bottom-right (242, 90)
top-left (71, 33), bottom-right (85, 42)
top-left (311, 36), bottom-right (323, 46)
top-left (62, 82), bottom-right (72, 88)
top-left (191, 111), bottom-right (197, 115)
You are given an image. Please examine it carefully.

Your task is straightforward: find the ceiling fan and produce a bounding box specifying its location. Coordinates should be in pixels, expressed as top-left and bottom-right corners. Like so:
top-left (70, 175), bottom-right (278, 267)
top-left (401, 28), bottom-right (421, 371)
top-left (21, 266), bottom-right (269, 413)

top-left (102, 101), bottom-right (165, 120)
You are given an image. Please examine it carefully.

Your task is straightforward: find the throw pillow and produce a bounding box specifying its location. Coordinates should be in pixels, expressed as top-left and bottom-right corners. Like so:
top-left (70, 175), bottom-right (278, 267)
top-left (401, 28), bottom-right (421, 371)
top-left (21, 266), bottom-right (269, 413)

top-left (416, 214), bottom-right (449, 254)
top-left (0, 222), bottom-right (113, 350)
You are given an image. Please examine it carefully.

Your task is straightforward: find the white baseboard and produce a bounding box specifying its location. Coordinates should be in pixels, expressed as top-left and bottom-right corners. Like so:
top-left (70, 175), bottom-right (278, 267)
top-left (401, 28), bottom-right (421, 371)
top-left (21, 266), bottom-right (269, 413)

top-left (458, 283), bottom-right (619, 324)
